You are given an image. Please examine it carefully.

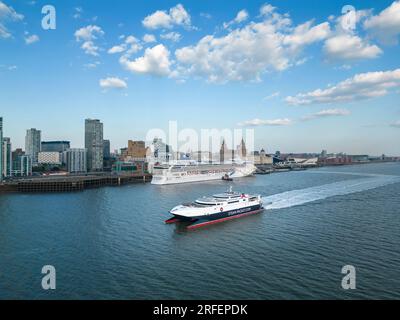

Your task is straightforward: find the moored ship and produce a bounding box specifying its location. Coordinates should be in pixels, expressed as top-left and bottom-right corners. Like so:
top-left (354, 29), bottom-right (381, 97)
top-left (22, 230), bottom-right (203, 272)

top-left (165, 187), bottom-right (264, 229)
top-left (151, 162), bottom-right (256, 185)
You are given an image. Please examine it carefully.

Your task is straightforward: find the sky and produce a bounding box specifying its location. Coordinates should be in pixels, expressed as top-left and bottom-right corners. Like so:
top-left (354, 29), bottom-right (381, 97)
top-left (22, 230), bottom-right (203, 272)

top-left (0, 0), bottom-right (399, 155)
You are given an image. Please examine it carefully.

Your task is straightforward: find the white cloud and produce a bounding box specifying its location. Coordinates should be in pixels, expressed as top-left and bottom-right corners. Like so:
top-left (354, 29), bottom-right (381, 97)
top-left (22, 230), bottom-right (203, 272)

top-left (0, 64), bottom-right (17, 71)
top-left (125, 35), bottom-right (138, 44)
top-left (143, 10), bottom-right (171, 29)
top-left (286, 68), bottom-right (400, 105)
top-left (74, 25), bottom-right (104, 56)
top-left (364, 1), bottom-right (400, 44)
top-left (323, 34), bottom-right (382, 60)
top-left (73, 7), bottom-right (83, 19)
top-left (143, 34), bottom-right (156, 43)
top-left (302, 108), bottom-right (351, 120)
top-left (119, 44), bottom-right (171, 76)
top-left (0, 1), bottom-right (24, 39)
top-left (142, 4), bottom-right (191, 29)
top-left (390, 120), bottom-right (400, 127)
top-left (74, 25), bottom-right (103, 41)
top-left (200, 12), bottom-right (212, 19)
top-left (295, 57), bottom-right (309, 66)
top-left (175, 5), bottom-right (330, 83)
top-left (283, 20), bottom-right (331, 52)
top-left (236, 10), bottom-right (249, 23)
top-left (108, 44), bottom-right (126, 54)
top-left (170, 4), bottom-right (191, 27)
top-left (124, 35), bottom-right (142, 55)
top-left (224, 9), bottom-right (249, 29)
top-left (99, 77), bottom-right (127, 89)
top-left (263, 91), bottom-right (280, 100)
top-left (81, 41), bottom-right (99, 56)
top-left (108, 35), bottom-right (143, 56)
top-left (320, 9), bottom-right (382, 62)
top-left (160, 31), bottom-right (181, 42)
top-left (24, 34), bottom-right (39, 45)
top-left (84, 61), bottom-right (100, 69)
top-left (260, 4), bottom-right (275, 16)
top-left (238, 118), bottom-right (292, 127)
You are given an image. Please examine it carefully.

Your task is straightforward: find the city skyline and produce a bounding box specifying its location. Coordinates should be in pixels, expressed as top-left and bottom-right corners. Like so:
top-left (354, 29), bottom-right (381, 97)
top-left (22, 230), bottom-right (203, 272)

top-left (1, 0), bottom-right (400, 155)
top-left (0, 115), bottom-right (398, 157)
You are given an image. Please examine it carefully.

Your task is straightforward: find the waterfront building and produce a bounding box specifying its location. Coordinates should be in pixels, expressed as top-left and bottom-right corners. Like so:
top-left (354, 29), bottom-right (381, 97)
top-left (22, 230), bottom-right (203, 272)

top-left (12, 148), bottom-right (24, 158)
top-left (253, 149), bottom-right (273, 165)
top-left (41, 141), bottom-right (70, 153)
top-left (0, 117), bottom-right (3, 182)
top-left (103, 140), bottom-right (111, 159)
top-left (103, 139), bottom-right (113, 171)
top-left (318, 155), bottom-right (352, 165)
top-left (12, 155), bottom-right (32, 177)
top-left (38, 152), bottom-right (61, 165)
top-left (65, 148), bottom-right (87, 173)
top-left (127, 140), bottom-right (146, 159)
top-left (85, 119), bottom-right (103, 171)
top-left (112, 160), bottom-right (147, 175)
top-left (119, 147), bottom-right (128, 160)
top-left (150, 138), bottom-right (173, 163)
top-left (2, 137), bottom-right (12, 177)
top-left (349, 155), bottom-right (370, 163)
top-left (25, 128), bottom-right (41, 166)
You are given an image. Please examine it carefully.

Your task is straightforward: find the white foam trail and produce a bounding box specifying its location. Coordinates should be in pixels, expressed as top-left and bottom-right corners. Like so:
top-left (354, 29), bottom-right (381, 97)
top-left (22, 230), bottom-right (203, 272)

top-left (263, 176), bottom-right (400, 210)
top-left (305, 170), bottom-right (399, 178)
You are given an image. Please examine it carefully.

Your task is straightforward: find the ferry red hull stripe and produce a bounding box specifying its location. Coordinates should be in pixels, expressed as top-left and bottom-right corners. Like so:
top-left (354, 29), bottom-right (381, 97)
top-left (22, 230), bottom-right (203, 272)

top-left (165, 217), bottom-right (180, 224)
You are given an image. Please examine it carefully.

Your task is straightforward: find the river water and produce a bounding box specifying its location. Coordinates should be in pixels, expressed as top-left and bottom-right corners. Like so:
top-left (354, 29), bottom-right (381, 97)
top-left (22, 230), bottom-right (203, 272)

top-left (0, 162), bottom-right (399, 299)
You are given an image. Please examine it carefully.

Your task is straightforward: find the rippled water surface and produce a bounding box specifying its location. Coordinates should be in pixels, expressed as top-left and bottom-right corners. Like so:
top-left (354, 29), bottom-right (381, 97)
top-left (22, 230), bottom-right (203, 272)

top-left (0, 162), bottom-right (400, 299)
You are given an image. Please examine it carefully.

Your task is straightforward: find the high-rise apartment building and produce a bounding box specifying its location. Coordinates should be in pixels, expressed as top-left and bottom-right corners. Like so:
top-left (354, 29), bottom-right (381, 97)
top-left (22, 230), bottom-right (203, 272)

top-left (151, 138), bottom-right (173, 162)
top-left (2, 137), bottom-right (12, 177)
top-left (103, 139), bottom-right (110, 159)
top-left (85, 119), bottom-right (103, 171)
top-left (25, 128), bottom-right (41, 166)
top-left (65, 148), bottom-right (87, 173)
top-left (12, 155), bottom-right (32, 177)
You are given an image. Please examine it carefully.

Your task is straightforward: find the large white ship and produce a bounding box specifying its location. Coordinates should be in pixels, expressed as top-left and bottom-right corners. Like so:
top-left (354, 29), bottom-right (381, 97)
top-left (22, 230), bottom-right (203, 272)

top-left (165, 187), bottom-right (265, 229)
top-left (151, 162), bottom-right (256, 185)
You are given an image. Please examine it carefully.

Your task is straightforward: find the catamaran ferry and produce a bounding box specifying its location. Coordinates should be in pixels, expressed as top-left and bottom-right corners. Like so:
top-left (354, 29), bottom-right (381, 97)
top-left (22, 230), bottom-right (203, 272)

top-left (151, 162), bottom-right (256, 185)
top-left (165, 187), bottom-right (265, 229)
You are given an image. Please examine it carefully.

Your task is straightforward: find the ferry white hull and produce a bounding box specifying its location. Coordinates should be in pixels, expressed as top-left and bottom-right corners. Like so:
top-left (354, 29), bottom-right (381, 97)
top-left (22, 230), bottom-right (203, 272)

top-left (151, 163), bottom-right (256, 185)
top-left (165, 188), bottom-right (264, 229)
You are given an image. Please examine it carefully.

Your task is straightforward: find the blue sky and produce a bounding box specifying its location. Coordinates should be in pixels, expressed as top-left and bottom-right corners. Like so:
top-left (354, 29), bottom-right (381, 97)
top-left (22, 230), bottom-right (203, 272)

top-left (1, 0), bottom-right (400, 155)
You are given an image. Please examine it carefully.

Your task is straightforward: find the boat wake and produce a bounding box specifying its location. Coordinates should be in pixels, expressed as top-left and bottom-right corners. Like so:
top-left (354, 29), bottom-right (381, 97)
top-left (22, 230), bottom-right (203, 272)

top-left (262, 175), bottom-right (400, 210)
